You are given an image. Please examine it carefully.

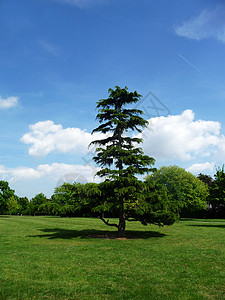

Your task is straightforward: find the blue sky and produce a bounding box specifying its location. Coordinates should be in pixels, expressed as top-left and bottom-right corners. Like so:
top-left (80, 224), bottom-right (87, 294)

top-left (0, 0), bottom-right (225, 199)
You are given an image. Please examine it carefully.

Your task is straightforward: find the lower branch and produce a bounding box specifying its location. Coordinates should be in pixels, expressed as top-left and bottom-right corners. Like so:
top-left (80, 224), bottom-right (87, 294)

top-left (98, 216), bottom-right (119, 228)
top-left (125, 217), bottom-right (137, 222)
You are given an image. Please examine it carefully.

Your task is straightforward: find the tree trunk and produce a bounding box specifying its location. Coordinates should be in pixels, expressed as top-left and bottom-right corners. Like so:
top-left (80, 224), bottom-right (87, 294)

top-left (117, 121), bottom-right (126, 237)
top-left (118, 198), bottom-right (126, 237)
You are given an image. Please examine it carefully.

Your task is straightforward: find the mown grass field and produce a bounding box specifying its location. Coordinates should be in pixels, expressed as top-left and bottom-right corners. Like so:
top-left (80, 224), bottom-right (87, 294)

top-left (0, 216), bottom-right (225, 300)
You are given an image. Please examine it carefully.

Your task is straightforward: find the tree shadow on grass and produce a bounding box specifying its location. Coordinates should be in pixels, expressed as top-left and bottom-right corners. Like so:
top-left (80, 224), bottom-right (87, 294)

top-left (187, 224), bottom-right (225, 229)
top-left (29, 228), bottom-right (166, 240)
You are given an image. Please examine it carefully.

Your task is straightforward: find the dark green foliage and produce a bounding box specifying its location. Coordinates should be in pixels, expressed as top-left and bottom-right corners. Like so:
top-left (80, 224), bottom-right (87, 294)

top-left (209, 166), bottom-right (225, 217)
top-left (38, 201), bottom-right (61, 216)
top-left (29, 193), bottom-right (48, 215)
top-left (140, 178), bottom-right (178, 225)
top-left (53, 183), bottom-right (83, 207)
top-left (90, 86), bottom-right (175, 234)
top-left (53, 182), bottom-right (101, 217)
top-left (196, 168), bottom-right (225, 218)
top-left (197, 173), bottom-right (214, 187)
top-left (91, 86), bottom-right (155, 177)
top-left (17, 197), bottom-right (29, 214)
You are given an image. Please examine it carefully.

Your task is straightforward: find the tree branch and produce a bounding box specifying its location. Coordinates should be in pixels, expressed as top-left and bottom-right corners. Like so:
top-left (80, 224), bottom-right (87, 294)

top-left (125, 217), bottom-right (137, 222)
top-left (98, 216), bottom-right (119, 228)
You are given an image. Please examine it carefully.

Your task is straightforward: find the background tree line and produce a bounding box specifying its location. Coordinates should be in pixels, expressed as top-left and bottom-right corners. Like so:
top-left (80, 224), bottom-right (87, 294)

top-left (1, 86), bottom-right (225, 230)
top-left (0, 165), bottom-right (224, 219)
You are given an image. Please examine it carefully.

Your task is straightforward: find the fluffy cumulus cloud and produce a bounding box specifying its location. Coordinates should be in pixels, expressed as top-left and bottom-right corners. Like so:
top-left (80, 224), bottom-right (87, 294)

top-left (141, 109), bottom-right (220, 161)
top-left (6, 109), bottom-right (225, 197)
top-left (21, 110), bottom-right (225, 163)
top-left (37, 163), bottom-right (99, 184)
top-left (10, 167), bottom-right (42, 180)
top-left (21, 120), bottom-right (105, 157)
top-left (0, 96), bottom-right (19, 109)
top-left (175, 6), bottom-right (225, 43)
top-left (214, 135), bottom-right (225, 161)
top-left (0, 163), bottom-right (101, 198)
top-left (186, 162), bottom-right (215, 174)
top-left (1, 163), bottom-right (100, 184)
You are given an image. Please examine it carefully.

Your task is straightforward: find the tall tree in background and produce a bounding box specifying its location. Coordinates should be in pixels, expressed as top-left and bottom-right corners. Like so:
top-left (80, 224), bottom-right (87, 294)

top-left (197, 173), bottom-right (214, 187)
top-left (91, 86), bottom-right (161, 235)
top-left (210, 166), bottom-right (225, 217)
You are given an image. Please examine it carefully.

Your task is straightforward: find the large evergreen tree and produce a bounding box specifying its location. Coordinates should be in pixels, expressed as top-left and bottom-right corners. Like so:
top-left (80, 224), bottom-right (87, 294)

top-left (91, 86), bottom-right (173, 236)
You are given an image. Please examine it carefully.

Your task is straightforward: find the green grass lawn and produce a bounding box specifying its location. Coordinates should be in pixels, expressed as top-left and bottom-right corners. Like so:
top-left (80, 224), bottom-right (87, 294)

top-left (0, 216), bottom-right (224, 299)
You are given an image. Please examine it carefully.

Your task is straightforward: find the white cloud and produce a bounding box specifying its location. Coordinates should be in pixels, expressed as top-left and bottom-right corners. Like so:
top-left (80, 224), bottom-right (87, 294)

top-left (0, 165), bottom-right (7, 173)
top-left (175, 6), bottom-right (225, 43)
top-left (0, 96), bottom-right (19, 109)
top-left (10, 167), bottom-right (42, 181)
top-left (37, 162), bottom-right (99, 181)
top-left (22, 111), bottom-right (225, 164)
top-left (2, 163), bottom-right (100, 185)
top-left (141, 109), bottom-right (220, 161)
top-left (214, 135), bottom-right (225, 161)
top-left (186, 162), bottom-right (215, 174)
top-left (6, 109), bottom-right (225, 198)
top-left (0, 163), bottom-right (101, 198)
top-left (21, 120), bottom-right (105, 157)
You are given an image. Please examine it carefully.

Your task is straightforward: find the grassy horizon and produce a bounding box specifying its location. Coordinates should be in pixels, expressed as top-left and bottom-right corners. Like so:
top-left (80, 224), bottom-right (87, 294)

top-left (0, 216), bottom-right (225, 299)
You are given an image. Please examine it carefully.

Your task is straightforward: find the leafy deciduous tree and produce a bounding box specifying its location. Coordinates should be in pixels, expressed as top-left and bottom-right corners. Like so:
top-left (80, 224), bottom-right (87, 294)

top-left (53, 182), bottom-right (100, 217)
top-left (146, 166), bottom-right (209, 216)
top-left (30, 193), bottom-right (47, 215)
top-left (0, 181), bottom-right (16, 214)
top-left (7, 196), bottom-right (19, 215)
top-left (17, 197), bottom-right (29, 214)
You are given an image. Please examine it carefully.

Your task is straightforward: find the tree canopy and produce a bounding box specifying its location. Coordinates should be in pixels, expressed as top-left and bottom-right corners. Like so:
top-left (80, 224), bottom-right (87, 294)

top-left (145, 166), bottom-right (209, 217)
top-left (209, 166), bottom-right (225, 217)
top-left (0, 181), bottom-right (17, 214)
